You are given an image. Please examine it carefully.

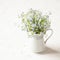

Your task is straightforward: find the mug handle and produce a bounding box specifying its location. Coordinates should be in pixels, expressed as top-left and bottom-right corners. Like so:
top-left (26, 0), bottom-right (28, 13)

top-left (44, 29), bottom-right (53, 44)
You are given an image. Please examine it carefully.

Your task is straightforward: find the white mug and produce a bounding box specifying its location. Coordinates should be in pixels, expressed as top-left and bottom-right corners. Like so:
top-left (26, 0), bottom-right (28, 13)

top-left (29, 29), bottom-right (53, 53)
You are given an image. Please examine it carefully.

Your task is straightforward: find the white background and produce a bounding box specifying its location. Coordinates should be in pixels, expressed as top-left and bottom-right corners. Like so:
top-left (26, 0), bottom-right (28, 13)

top-left (0, 0), bottom-right (60, 60)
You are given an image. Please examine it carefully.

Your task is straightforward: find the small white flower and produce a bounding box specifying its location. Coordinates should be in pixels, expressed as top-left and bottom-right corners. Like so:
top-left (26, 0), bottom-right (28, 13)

top-left (32, 24), bottom-right (36, 27)
top-left (27, 16), bottom-right (32, 21)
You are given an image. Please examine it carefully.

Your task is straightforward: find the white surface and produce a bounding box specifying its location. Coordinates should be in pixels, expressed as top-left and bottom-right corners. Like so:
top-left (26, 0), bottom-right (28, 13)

top-left (0, 0), bottom-right (60, 60)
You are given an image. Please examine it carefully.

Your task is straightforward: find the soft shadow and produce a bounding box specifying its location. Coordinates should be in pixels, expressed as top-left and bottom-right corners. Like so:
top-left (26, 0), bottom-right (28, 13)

top-left (35, 46), bottom-right (60, 55)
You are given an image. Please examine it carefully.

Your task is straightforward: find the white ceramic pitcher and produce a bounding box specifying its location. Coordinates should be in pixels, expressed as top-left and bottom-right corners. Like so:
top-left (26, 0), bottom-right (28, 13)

top-left (29, 29), bottom-right (53, 53)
